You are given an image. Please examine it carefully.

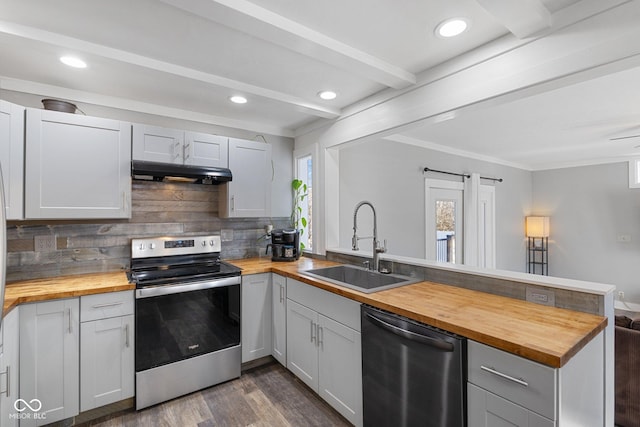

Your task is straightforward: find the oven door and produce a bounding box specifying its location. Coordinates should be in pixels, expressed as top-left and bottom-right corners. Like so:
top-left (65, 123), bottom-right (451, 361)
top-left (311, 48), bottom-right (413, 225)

top-left (135, 276), bottom-right (241, 372)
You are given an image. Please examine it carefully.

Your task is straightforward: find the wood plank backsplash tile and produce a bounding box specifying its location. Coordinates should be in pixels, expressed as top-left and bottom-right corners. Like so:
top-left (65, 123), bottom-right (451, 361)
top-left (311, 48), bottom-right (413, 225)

top-left (6, 181), bottom-right (288, 282)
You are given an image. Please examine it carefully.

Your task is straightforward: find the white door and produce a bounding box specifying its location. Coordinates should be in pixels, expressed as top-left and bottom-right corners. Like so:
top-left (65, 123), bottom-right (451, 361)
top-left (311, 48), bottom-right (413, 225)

top-left (272, 274), bottom-right (287, 366)
top-left (478, 185), bottom-right (496, 269)
top-left (132, 124), bottom-right (184, 164)
top-left (318, 314), bottom-right (363, 427)
top-left (20, 299), bottom-right (79, 427)
top-left (426, 179), bottom-right (464, 263)
top-left (241, 274), bottom-right (272, 363)
top-left (80, 314), bottom-right (134, 411)
top-left (286, 299), bottom-right (319, 391)
top-left (184, 132), bottom-right (228, 167)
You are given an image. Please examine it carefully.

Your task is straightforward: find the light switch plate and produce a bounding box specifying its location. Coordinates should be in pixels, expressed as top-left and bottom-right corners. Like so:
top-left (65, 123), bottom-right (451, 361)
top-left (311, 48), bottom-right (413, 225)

top-left (526, 286), bottom-right (555, 306)
top-left (221, 229), bottom-right (234, 242)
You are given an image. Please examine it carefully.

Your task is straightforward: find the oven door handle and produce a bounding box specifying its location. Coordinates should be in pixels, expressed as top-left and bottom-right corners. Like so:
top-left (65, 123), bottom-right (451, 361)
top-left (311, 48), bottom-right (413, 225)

top-left (135, 276), bottom-right (241, 299)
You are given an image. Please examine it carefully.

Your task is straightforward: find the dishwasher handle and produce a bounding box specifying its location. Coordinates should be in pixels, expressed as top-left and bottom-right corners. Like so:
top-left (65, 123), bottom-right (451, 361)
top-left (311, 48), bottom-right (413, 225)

top-left (365, 312), bottom-right (454, 352)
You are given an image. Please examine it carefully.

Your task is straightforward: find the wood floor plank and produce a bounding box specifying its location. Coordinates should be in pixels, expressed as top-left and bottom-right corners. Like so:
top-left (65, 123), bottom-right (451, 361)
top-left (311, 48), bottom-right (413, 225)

top-left (79, 362), bottom-right (350, 427)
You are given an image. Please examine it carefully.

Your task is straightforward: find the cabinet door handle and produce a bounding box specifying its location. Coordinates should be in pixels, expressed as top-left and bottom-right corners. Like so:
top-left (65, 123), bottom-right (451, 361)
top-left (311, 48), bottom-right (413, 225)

top-left (231, 196), bottom-right (235, 211)
top-left (67, 308), bottom-right (72, 334)
top-left (184, 143), bottom-right (190, 161)
top-left (310, 320), bottom-right (316, 343)
top-left (125, 324), bottom-right (130, 348)
top-left (279, 285), bottom-right (284, 303)
top-left (480, 365), bottom-right (529, 387)
top-left (317, 325), bottom-right (323, 348)
top-left (0, 366), bottom-right (9, 397)
top-left (92, 301), bottom-right (124, 309)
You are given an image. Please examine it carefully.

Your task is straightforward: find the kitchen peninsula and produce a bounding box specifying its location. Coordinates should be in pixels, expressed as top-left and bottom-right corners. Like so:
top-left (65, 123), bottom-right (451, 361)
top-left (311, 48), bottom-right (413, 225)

top-left (2, 256), bottom-right (609, 426)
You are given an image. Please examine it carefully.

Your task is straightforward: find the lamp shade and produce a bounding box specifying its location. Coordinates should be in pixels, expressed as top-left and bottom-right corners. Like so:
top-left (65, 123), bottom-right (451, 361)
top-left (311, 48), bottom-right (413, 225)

top-left (526, 216), bottom-right (550, 237)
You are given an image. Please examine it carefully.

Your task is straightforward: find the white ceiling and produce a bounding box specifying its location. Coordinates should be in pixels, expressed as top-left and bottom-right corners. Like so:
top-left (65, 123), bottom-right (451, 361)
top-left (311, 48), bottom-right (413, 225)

top-left (0, 0), bottom-right (638, 170)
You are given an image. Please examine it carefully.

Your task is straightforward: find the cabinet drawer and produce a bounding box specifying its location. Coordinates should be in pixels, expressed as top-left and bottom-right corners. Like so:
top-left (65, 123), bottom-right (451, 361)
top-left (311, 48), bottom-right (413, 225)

top-left (81, 291), bottom-right (134, 322)
top-left (468, 341), bottom-right (557, 420)
top-left (287, 279), bottom-right (360, 331)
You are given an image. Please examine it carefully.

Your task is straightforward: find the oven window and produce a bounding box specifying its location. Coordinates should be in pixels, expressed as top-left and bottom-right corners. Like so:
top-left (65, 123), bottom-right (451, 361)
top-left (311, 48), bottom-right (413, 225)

top-left (135, 284), bottom-right (240, 372)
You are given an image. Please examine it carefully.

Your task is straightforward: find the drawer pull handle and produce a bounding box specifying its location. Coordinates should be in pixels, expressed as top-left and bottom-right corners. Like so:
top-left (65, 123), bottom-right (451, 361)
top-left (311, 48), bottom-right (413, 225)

top-left (125, 324), bottom-right (130, 348)
top-left (480, 365), bottom-right (529, 387)
top-left (91, 302), bottom-right (124, 309)
top-left (0, 366), bottom-right (9, 397)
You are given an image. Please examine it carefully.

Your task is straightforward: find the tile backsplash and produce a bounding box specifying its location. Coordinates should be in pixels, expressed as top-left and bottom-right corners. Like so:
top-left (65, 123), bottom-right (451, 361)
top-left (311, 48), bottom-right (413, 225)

top-left (6, 180), bottom-right (288, 282)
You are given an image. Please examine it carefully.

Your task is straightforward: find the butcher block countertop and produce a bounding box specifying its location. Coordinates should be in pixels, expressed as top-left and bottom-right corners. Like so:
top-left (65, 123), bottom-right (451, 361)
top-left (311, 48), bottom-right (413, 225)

top-left (3, 271), bottom-right (134, 314)
top-left (232, 257), bottom-right (607, 368)
top-left (3, 257), bottom-right (607, 368)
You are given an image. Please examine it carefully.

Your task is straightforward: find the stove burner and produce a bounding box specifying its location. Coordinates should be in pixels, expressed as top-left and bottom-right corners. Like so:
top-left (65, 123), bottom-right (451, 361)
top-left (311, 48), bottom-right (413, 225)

top-left (128, 235), bottom-right (241, 288)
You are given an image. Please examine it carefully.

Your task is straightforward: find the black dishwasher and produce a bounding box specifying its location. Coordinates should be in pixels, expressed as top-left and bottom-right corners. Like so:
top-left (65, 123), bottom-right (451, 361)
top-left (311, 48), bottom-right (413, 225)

top-left (361, 305), bottom-right (467, 427)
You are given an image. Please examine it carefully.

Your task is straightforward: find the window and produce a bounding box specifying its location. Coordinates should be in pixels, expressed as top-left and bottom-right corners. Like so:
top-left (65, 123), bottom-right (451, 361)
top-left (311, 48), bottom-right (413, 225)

top-left (426, 180), bottom-right (464, 263)
top-left (629, 158), bottom-right (640, 188)
top-left (296, 154), bottom-right (313, 251)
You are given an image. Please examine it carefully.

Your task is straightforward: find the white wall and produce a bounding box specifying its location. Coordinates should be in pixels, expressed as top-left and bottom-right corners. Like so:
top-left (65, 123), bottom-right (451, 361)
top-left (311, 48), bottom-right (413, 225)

top-left (1, 90), bottom-right (294, 217)
top-left (337, 138), bottom-right (533, 272)
top-left (533, 162), bottom-right (640, 301)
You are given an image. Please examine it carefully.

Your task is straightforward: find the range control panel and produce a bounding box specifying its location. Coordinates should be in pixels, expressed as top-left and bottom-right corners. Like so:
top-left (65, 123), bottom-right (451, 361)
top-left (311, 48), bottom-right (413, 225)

top-left (131, 235), bottom-right (222, 259)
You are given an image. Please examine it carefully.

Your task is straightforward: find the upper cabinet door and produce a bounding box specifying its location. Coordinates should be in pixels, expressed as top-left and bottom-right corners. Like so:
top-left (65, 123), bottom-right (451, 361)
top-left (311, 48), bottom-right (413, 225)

top-left (220, 138), bottom-right (272, 218)
top-left (132, 124), bottom-right (184, 164)
top-left (0, 100), bottom-right (25, 220)
top-left (184, 132), bottom-right (228, 168)
top-left (25, 109), bottom-right (132, 219)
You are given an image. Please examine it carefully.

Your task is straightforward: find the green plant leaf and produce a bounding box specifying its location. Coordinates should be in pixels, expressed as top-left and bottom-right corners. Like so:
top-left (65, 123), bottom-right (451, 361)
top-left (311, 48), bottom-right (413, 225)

top-left (300, 242), bottom-right (306, 250)
top-left (301, 217), bottom-right (307, 227)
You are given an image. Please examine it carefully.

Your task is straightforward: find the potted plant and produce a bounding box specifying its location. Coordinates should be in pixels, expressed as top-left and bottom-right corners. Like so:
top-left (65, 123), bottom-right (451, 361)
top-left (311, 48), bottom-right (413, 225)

top-left (291, 178), bottom-right (308, 251)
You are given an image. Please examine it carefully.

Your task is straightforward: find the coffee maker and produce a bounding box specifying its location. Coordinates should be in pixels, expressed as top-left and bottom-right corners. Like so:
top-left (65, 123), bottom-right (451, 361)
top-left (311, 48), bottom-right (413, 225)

top-left (266, 229), bottom-right (300, 261)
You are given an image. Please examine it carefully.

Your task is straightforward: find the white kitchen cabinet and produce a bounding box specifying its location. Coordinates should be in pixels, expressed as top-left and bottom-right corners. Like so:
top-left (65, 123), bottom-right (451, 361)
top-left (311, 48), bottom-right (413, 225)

top-left (467, 335), bottom-right (604, 427)
top-left (0, 100), bottom-right (25, 220)
top-left (25, 108), bottom-right (131, 219)
top-left (80, 291), bottom-right (134, 412)
top-left (286, 278), bottom-right (362, 427)
top-left (468, 383), bottom-right (554, 427)
top-left (20, 298), bottom-right (80, 427)
top-left (133, 124), bottom-right (228, 168)
top-left (219, 138), bottom-right (271, 218)
top-left (241, 273), bottom-right (273, 363)
top-left (0, 307), bottom-right (19, 427)
top-left (272, 273), bottom-right (287, 366)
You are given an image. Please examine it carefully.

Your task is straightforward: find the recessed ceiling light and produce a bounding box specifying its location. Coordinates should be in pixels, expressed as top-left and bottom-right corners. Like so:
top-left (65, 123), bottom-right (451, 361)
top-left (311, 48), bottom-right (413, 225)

top-left (318, 91), bottom-right (337, 100)
top-left (60, 56), bottom-right (87, 69)
top-left (229, 95), bottom-right (247, 104)
top-left (435, 18), bottom-right (469, 38)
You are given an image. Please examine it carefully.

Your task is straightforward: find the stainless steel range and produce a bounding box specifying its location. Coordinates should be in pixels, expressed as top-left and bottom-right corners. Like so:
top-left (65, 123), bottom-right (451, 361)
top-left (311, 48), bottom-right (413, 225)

top-left (128, 235), bottom-right (242, 410)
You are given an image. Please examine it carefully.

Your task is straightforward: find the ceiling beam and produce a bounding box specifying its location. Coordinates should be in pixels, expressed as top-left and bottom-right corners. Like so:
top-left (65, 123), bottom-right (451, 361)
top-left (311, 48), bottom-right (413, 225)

top-left (475, 0), bottom-right (552, 38)
top-left (1, 77), bottom-right (295, 137)
top-left (160, 0), bottom-right (416, 89)
top-left (0, 20), bottom-right (340, 119)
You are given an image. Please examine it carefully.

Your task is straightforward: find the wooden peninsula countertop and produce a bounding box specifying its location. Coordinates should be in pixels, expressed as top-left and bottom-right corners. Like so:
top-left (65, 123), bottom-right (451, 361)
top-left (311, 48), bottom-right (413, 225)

top-left (3, 257), bottom-right (607, 368)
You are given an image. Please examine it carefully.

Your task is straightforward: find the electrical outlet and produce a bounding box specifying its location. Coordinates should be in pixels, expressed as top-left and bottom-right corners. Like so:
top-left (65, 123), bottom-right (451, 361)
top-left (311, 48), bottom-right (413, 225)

top-left (34, 235), bottom-right (56, 252)
top-left (221, 229), bottom-right (234, 242)
top-left (525, 286), bottom-right (555, 307)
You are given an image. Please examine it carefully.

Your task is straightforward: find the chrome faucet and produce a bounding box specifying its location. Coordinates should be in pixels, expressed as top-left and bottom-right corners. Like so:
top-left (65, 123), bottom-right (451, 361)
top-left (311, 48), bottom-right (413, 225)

top-left (352, 201), bottom-right (386, 271)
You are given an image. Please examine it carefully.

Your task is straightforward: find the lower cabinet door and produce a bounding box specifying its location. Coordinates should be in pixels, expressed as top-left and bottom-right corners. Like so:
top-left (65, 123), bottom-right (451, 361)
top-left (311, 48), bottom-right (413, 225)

top-left (0, 307), bottom-right (19, 427)
top-left (20, 299), bottom-right (80, 427)
top-left (468, 383), bottom-right (555, 427)
top-left (272, 275), bottom-right (287, 366)
top-left (318, 314), bottom-right (363, 427)
top-left (286, 299), bottom-right (319, 391)
top-left (80, 315), bottom-right (134, 411)
top-left (241, 274), bottom-right (272, 363)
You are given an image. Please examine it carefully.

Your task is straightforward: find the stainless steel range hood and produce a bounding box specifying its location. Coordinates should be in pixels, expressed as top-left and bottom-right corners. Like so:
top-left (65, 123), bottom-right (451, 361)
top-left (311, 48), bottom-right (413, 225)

top-left (132, 160), bottom-right (232, 184)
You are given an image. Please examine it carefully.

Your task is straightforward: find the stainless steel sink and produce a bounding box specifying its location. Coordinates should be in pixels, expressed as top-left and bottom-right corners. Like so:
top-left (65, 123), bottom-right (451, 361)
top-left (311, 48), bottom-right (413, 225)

top-left (300, 265), bottom-right (420, 293)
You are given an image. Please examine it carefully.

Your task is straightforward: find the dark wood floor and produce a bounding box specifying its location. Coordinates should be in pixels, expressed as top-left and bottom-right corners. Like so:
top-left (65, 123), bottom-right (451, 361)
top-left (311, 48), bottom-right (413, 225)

top-left (80, 362), bottom-right (351, 427)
